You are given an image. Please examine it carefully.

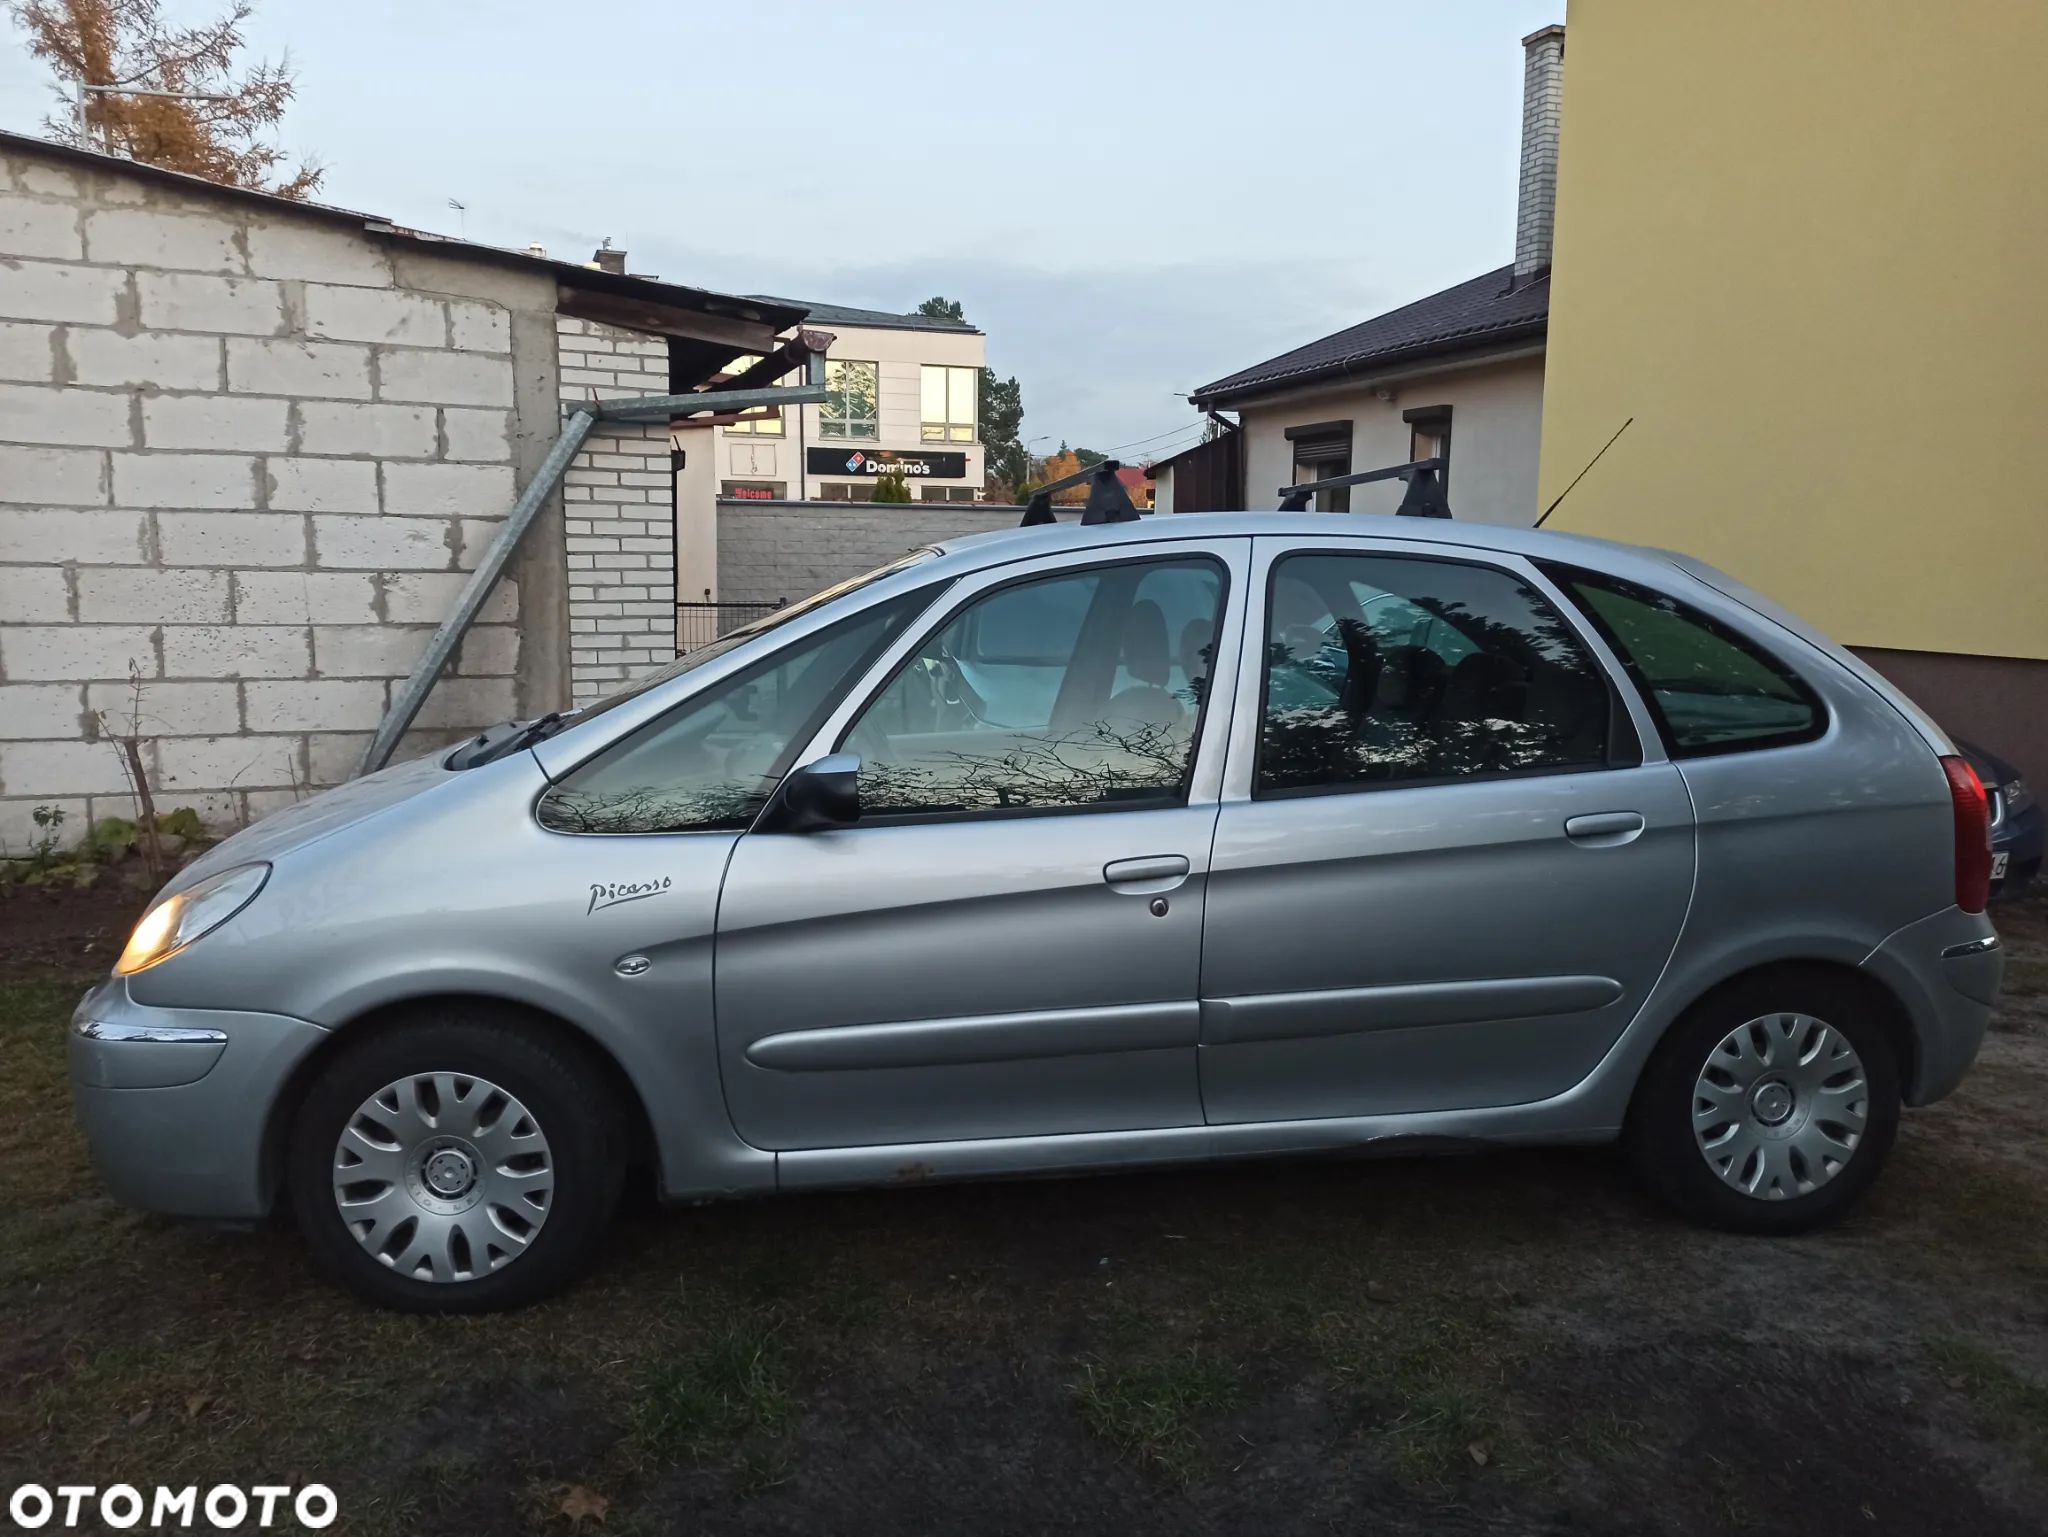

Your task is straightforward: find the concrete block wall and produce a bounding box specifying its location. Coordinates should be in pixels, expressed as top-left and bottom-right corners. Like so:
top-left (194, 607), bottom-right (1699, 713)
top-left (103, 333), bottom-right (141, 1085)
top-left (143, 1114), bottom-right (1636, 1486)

top-left (715, 499), bottom-right (1022, 609)
top-left (0, 146), bottom-right (538, 853)
top-left (558, 317), bottom-right (675, 705)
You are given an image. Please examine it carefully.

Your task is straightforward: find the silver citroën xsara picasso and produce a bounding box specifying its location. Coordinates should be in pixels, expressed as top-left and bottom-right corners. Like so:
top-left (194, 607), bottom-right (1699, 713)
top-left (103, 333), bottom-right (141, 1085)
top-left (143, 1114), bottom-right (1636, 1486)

top-left (70, 503), bottom-right (2003, 1310)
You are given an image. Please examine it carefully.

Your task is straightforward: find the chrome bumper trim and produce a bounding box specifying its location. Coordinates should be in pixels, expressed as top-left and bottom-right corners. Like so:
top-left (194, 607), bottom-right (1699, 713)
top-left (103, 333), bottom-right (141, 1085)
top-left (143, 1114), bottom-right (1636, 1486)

top-left (1940, 935), bottom-right (2001, 959)
top-left (74, 1019), bottom-right (229, 1045)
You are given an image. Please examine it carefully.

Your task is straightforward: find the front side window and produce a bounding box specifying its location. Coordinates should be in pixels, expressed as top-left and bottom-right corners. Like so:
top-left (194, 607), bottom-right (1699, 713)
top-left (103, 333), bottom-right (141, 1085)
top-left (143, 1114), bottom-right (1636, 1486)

top-left (1543, 564), bottom-right (1822, 757)
top-left (820, 360), bottom-right (879, 441)
top-left (920, 364), bottom-right (978, 443)
top-left (843, 557), bottom-right (1226, 818)
top-left (539, 588), bottom-right (934, 834)
top-left (1257, 552), bottom-right (1615, 796)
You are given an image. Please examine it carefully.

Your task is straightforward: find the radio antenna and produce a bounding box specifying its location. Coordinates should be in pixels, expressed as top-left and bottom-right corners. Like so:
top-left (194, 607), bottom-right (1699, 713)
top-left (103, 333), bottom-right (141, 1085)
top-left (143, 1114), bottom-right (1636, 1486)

top-left (1534, 417), bottom-right (1632, 530)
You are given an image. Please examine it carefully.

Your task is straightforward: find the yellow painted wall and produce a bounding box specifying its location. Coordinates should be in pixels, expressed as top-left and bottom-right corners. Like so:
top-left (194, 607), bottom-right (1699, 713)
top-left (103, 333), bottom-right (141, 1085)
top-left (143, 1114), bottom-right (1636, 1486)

top-left (1537, 0), bottom-right (2048, 660)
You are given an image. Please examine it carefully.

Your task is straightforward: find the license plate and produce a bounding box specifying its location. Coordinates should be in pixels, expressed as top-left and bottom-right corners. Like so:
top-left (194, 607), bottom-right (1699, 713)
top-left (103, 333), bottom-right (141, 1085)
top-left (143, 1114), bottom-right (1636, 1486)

top-left (1992, 850), bottom-right (2010, 880)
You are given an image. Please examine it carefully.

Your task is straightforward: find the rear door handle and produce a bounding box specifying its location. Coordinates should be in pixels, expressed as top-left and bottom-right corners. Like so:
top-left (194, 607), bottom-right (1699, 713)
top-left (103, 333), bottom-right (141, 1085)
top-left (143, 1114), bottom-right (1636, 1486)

top-left (1104, 855), bottom-right (1191, 891)
top-left (1564, 812), bottom-right (1646, 846)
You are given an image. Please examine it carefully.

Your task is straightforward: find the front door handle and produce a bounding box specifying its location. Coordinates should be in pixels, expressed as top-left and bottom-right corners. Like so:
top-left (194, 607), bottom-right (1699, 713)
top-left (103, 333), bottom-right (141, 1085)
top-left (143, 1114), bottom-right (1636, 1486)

top-left (1564, 811), bottom-right (1646, 846)
top-left (1104, 855), bottom-right (1191, 892)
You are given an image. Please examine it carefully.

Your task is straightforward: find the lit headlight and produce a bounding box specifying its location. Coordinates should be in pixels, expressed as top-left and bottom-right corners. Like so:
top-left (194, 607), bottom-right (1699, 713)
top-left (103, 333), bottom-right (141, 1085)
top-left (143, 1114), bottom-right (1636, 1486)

top-left (116, 863), bottom-right (270, 976)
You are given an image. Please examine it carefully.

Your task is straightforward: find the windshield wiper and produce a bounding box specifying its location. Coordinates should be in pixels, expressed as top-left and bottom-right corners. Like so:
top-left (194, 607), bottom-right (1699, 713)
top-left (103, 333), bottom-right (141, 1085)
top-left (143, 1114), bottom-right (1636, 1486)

top-left (501, 710), bottom-right (574, 754)
top-left (448, 711), bottom-right (578, 770)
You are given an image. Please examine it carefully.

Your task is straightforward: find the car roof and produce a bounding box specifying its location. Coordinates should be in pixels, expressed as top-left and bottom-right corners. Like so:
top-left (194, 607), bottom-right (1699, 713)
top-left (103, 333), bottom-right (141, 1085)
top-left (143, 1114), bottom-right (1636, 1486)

top-left (925, 510), bottom-right (1682, 579)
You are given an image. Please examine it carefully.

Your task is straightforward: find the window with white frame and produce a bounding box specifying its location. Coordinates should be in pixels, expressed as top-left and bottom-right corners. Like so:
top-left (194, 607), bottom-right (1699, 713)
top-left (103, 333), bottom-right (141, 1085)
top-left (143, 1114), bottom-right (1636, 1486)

top-left (920, 364), bottom-right (978, 443)
top-left (820, 360), bottom-right (880, 441)
top-left (719, 356), bottom-right (785, 435)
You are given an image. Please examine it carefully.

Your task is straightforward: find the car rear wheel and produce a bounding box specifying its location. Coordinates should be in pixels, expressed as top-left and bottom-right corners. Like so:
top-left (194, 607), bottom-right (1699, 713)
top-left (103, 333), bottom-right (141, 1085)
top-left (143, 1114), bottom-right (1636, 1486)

top-left (287, 1008), bottom-right (625, 1312)
top-left (1625, 972), bottom-right (1901, 1234)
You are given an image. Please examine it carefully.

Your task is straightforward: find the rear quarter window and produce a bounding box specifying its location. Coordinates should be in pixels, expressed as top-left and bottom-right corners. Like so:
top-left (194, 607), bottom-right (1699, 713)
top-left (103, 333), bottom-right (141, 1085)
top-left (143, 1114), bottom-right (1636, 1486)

top-left (1543, 564), bottom-right (1824, 758)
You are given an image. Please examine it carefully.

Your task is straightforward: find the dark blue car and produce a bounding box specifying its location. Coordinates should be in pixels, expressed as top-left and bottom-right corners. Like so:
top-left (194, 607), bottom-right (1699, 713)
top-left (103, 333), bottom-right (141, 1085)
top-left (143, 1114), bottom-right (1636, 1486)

top-left (1958, 738), bottom-right (2042, 901)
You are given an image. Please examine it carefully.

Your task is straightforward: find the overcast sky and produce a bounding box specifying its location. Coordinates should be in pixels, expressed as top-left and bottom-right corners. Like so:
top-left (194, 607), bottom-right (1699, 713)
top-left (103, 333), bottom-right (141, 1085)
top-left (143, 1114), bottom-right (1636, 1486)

top-left (1, 0), bottom-right (1562, 458)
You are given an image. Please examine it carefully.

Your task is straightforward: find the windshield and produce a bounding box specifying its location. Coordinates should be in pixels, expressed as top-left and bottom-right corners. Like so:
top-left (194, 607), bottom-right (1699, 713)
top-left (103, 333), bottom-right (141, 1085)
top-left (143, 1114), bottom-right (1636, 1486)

top-left (566, 550), bottom-right (940, 732)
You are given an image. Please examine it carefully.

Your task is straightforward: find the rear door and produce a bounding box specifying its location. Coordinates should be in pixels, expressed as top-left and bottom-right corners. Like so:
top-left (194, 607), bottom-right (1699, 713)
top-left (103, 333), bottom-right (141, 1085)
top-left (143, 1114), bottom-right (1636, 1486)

top-left (714, 539), bottom-right (1249, 1150)
top-left (1198, 535), bottom-right (1695, 1124)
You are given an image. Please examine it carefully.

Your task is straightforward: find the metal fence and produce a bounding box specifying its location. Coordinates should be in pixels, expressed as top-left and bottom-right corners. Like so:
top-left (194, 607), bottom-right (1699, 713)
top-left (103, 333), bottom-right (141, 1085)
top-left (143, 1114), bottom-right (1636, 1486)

top-left (676, 599), bottom-right (782, 654)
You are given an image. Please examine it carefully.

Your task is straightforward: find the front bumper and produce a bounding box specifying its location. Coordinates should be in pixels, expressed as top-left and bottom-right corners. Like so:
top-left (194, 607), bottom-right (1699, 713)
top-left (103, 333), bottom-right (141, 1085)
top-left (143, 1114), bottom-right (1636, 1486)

top-left (1861, 906), bottom-right (2002, 1106)
top-left (69, 976), bottom-right (329, 1221)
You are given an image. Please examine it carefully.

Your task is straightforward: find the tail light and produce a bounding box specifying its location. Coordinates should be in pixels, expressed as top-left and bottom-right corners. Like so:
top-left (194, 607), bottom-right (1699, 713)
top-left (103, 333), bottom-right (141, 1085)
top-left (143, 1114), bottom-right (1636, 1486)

top-left (1941, 755), bottom-right (1991, 913)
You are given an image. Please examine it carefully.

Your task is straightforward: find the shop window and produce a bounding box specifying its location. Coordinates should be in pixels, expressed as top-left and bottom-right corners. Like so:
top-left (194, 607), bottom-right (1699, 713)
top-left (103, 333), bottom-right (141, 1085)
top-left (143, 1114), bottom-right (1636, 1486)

top-left (721, 482), bottom-right (786, 501)
top-left (818, 481), bottom-right (877, 502)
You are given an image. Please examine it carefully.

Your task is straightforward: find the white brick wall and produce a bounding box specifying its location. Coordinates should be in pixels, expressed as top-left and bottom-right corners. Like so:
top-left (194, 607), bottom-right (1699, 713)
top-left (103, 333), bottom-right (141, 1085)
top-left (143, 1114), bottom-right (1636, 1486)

top-left (0, 143), bottom-right (532, 847)
top-left (557, 316), bottom-right (675, 705)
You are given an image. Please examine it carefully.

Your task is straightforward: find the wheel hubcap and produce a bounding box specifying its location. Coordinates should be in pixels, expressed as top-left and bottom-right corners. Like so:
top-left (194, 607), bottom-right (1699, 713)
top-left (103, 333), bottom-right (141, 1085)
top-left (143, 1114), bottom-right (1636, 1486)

top-left (1750, 1081), bottom-right (1795, 1126)
top-left (423, 1147), bottom-right (476, 1197)
top-left (1692, 1013), bottom-right (1869, 1200)
top-left (331, 1072), bottom-right (554, 1282)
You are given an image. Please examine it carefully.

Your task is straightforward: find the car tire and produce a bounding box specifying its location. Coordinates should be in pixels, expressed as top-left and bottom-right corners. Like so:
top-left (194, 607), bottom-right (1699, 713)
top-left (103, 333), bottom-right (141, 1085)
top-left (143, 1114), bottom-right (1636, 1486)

top-left (1624, 970), bottom-right (1902, 1235)
top-left (287, 1006), bottom-right (625, 1312)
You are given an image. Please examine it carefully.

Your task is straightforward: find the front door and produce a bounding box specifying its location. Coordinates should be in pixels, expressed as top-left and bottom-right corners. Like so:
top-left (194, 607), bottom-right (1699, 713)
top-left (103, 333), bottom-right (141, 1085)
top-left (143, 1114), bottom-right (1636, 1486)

top-left (715, 541), bottom-right (1247, 1150)
top-left (1199, 537), bottom-right (1696, 1124)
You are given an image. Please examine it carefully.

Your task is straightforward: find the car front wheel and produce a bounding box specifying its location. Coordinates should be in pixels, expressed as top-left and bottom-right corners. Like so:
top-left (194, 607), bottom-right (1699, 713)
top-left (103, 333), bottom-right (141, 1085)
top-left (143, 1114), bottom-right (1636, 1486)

top-left (1625, 972), bottom-right (1902, 1234)
top-left (287, 1008), bottom-right (625, 1312)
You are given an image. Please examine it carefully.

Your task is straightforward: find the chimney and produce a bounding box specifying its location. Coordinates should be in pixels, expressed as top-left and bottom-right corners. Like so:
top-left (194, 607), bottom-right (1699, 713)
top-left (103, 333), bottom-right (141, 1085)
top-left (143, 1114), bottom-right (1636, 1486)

top-left (592, 241), bottom-right (627, 276)
top-left (1514, 24), bottom-right (1565, 282)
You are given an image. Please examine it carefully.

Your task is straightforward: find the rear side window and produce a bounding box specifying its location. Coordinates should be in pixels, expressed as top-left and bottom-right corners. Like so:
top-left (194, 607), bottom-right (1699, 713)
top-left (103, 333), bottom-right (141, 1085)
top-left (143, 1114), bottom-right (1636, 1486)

top-left (1544, 564), bottom-right (1823, 757)
top-left (1256, 552), bottom-right (1619, 797)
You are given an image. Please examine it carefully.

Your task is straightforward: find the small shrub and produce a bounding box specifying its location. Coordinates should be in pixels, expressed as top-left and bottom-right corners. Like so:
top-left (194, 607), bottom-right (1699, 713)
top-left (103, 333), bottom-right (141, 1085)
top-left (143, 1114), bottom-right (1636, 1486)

top-left (156, 808), bottom-right (204, 841)
top-left (89, 817), bottom-right (138, 859)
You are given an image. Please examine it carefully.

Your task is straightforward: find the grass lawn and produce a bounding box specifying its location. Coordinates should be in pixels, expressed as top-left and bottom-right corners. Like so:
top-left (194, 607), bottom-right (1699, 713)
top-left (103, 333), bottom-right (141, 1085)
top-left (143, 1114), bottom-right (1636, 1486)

top-left (3, 886), bottom-right (2048, 1534)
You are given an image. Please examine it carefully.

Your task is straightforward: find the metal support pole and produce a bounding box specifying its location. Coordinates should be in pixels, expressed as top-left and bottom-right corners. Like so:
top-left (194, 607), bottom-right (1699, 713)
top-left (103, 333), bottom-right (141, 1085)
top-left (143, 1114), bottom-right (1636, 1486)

top-left (584, 380), bottom-right (827, 424)
top-left (353, 371), bottom-right (835, 777)
top-left (354, 409), bottom-right (597, 776)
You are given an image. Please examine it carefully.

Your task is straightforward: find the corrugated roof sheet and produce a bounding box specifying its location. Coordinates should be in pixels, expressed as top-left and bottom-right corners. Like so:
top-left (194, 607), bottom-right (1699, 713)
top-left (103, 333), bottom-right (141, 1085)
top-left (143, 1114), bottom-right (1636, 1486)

top-left (1190, 264), bottom-right (1547, 405)
top-left (747, 297), bottom-right (982, 335)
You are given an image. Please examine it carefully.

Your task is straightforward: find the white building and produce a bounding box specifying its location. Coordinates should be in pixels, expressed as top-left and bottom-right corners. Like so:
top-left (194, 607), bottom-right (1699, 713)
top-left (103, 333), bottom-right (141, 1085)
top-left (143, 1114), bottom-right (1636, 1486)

top-left (675, 301), bottom-right (986, 600)
top-left (1162, 26), bottom-right (1563, 525)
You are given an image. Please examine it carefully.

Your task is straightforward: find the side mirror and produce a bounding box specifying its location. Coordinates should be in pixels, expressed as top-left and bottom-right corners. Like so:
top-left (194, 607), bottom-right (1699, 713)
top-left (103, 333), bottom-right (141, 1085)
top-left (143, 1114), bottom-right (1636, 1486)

top-left (771, 752), bottom-right (861, 833)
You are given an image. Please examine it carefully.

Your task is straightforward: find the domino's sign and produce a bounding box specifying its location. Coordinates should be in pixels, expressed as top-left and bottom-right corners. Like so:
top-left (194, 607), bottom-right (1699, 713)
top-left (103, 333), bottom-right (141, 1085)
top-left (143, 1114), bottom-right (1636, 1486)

top-left (807, 448), bottom-right (968, 479)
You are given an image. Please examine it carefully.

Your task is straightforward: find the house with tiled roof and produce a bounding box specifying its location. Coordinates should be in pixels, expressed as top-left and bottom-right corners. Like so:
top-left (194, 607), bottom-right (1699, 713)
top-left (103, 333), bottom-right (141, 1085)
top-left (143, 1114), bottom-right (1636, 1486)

top-left (1159, 26), bottom-right (1562, 525)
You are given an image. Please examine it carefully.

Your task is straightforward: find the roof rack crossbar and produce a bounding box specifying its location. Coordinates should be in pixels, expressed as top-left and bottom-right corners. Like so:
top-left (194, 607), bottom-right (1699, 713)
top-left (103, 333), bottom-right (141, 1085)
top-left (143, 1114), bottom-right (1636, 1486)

top-left (1277, 456), bottom-right (1449, 516)
top-left (1019, 459), bottom-right (1140, 528)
